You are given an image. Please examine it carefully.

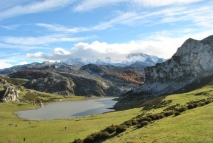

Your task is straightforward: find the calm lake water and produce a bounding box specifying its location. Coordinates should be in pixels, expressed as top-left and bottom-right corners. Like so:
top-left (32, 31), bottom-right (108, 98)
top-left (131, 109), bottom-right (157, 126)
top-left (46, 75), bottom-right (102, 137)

top-left (16, 98), bottom-right (117, 120)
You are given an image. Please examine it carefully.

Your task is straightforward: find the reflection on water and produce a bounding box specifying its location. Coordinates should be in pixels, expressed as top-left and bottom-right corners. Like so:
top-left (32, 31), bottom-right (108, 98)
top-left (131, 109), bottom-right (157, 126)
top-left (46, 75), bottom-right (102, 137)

top-left (16, 98), bottom-right (117, 120)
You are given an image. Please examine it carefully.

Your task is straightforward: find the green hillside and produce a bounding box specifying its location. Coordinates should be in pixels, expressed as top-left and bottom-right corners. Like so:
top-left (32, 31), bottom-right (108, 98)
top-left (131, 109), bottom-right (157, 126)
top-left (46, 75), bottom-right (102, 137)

top-left (104, 87), bottom-right (213, 143)
top-left (0, 84), bottom-right (213, 143)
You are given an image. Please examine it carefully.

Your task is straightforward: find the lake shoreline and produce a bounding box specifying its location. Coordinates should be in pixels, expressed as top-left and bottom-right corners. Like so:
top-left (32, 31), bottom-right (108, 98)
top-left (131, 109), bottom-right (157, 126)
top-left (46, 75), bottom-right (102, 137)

top-left (15, 97), bottom-right (118, 120)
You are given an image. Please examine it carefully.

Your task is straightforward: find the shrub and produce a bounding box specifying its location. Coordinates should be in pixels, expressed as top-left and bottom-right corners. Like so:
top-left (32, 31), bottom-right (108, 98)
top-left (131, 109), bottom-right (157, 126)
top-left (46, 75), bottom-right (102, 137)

top-left (105, 125), bottom-right (116, 134)
top-left (187, 104), bottom-right (194, 109)
top-left (131, 119), bottom-right (138, 125)
top-left (193, 103), bottom-right (198, 108)
top-left (147, 114), bottom-right (157, 120)
top-left (199, 102), bottom-right (205, 106)
top-left (205, 100), bottom-right (211, 105)
top-left (122, 120), bottom-right (132, 127)
top-left (83, 135), bottom-right (94, 143)
top-left (174, 112), bottom-right (180, 116)
top-left (96, 131), bottom-right (110, 139)
top-left (207, 98), bottom-right (213, 103)
top-left (90, 132), bottom-right (109, 141)
top-left (143, 117), bottom-right (152, 122)
top-left (136, 113), bottom-right (144, 118)
top-left (116, 125), bottom-right (127, 133)
top-left (155, 113), bottom-right (165, 119)
top-left (164, 111), bottom-right (174, 117)
top-left (163, 104), bottom-right (180, 111)
top-left (137, 117), bottom-right (152, 123)
top-left (137, 117), bottom-right (143, 122)
top-left (137, 121), bottom-right (149, 128)
top-left (176, 107), bottom-right (187, 112)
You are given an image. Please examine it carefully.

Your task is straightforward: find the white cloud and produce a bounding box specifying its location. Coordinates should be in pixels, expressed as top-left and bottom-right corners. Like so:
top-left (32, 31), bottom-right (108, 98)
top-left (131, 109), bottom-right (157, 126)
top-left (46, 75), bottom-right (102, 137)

top-left (0, 0), bottom-right (35, 11)
top-left (26, 29), bottom-right (213, 61)
top-left (26, 49), bottom-right (71, 61)
top-left (38, 2), bottom-right (213, 35)
top-left (133, 0), bottom-right (202, 7)
top-left (73, 0), bottom-right (126, 12)
top-left (0, 42), bottom-right (49, 53)
top-left (1, 34), bottom-right (94, 46)
top-left (0, 0), bottom-right (75, 20)
top-left (73, 0), bottom-right (201, 12)
top-left (36, 23), bottom-right (83, 33)
top-left (18, 61), bottom-right (28, 65)
top-left (25, 39), bottom-right (177, 61)
top-left (0, 24), bottom-right (15, 30)
top-left (0, 61), bottom-right (12, 69)
top-left (26, 52), bottom-right (45, 59)
top-left (158, 3), bottom-right (213, 27)
top-left (52, 48), bottom-right (71, 55)
top-left (37, 12), bottom-right (138, 33)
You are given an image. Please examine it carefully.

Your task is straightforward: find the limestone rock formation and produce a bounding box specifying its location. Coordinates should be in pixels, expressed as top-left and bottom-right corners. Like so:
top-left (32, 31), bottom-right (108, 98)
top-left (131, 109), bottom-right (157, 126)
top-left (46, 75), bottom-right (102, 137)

top-left (1, 86), bottom-right (20, 102)
top-left (136, 35), bottom-right (213, 96)
top-left (126, 35), bottom-right (213, 97)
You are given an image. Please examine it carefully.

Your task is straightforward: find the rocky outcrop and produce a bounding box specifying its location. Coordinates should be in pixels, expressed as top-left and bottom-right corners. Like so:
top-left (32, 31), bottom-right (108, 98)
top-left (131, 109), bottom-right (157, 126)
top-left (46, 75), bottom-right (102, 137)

top-left (1, 85), bottom-right (20, 102)
top-left (25, 72), bottom-right (75, 96)
top-left (81, 64), bottom-right (144, 85)
top-left (1, 58), bottom-right (144, 97)
top-left (139, 36), bottom-right (213, 96)
top-left (125, 35), bottom-right (213, 97)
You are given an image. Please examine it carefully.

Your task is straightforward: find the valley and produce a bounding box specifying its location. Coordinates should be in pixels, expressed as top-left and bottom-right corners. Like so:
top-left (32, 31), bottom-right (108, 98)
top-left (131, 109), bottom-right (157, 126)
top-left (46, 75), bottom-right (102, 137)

top-left (1, 35), bottom-right (213, 143)
top-left (1, 1), bottom-right (213, 143)
top-left (0, 83), bottom-right (213, 143)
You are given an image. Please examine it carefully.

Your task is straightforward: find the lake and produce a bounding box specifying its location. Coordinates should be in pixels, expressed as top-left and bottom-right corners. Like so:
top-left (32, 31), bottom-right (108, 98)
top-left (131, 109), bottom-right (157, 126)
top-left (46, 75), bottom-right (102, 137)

top-left (16, 97), bottom-right (117, 120)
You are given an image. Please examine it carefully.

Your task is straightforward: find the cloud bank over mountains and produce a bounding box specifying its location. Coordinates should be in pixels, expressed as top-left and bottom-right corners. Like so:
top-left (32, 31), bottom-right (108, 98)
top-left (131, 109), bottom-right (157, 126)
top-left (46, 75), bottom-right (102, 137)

top-left (0, 0), bottom-right (213, 69)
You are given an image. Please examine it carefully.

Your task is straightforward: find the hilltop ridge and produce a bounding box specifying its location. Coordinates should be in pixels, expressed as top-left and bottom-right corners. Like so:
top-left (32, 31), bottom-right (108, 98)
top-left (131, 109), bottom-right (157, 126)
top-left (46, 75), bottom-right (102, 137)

top-left (115, 35), bottom-right (213, 110)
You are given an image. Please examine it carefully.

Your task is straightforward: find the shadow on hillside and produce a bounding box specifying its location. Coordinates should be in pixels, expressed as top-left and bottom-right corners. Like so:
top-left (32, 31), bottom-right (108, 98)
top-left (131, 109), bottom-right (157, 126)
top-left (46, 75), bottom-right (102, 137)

top-left (0, 90), bottom-right (5, 102)
top-left (140, 75), bottom-right (213, 111)
top-left (98, 133), bottom-right (120, 143)
top-left (138, 96), bottom-right (172, 111)
top-left (177, 74), bottom-right (213, 94)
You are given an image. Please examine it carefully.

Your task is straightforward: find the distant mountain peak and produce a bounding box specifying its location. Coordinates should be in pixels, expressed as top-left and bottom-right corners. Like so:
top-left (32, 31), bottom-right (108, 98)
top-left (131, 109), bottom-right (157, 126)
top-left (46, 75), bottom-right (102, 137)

top-left (62, 53), bottom-right (165, 68)
top-left (126, 53), bottom-right (148, 59)
top-left (125, 35), bottom-right (213, 97)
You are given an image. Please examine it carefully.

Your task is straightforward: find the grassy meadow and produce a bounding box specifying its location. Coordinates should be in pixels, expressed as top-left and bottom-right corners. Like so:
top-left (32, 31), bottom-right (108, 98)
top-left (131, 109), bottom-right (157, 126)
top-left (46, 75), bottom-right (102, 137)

top-left (0, 102), bottom-right (141, 143)
top-left (104, 86), bottom-right (213, 143)
top-left (0, 84), bottom-right (213, 142)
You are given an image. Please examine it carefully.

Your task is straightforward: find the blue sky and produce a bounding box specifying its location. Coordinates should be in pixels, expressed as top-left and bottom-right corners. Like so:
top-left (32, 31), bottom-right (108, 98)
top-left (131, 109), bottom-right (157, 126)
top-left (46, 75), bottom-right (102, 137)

top-left (0, 0), bottom-right (213, 69)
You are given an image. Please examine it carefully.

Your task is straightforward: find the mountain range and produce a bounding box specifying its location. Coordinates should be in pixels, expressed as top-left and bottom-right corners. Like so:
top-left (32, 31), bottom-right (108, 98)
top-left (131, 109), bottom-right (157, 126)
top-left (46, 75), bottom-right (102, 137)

top-left (62, 53), bottom-right (165, 68)
top-left (0, 53), bottom-right (164, 98)
top-left (1, 35), bottom-right (213, 105)
top-left (115, 35), bottom-right (213, 110)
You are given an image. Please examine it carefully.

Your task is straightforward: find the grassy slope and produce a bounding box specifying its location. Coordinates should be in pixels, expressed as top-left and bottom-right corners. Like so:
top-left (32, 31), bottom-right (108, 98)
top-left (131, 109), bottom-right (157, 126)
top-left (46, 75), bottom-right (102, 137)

top-left (104, 86), bottom-right (213, 143)
top-left (0, 85), bottom-right (213, 142)
top-left (104, 104), bottom-right (213, 143)
top-left (0, 102), bottom-right (141, 143)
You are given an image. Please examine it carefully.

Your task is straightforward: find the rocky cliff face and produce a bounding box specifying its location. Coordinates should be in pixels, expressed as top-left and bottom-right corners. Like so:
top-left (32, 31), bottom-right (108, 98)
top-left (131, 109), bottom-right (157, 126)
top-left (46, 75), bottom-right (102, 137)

top-left (132, 35), bottom-right (213, 96)
top-left (0, 78), bottom-right (20, 102)
top-left (114, 35), bottom-right (213, 110)
top-left (1, 86), bottom-right (20, 102)
top-left (118, 35), bottom-right (213, 100)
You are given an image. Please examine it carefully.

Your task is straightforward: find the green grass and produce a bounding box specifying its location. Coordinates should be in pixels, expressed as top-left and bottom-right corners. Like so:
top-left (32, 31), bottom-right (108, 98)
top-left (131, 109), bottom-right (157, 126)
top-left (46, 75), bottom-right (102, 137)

top-left (103, 86), bottom-right (213, 143)
top-left (0, 102), bottom-right (141, 143)
top-left (104, 103), bottom-right (213, 143)
top-left (2, 77), bottom-right (29, 87)
top-left (18, 88), bottom-right (86, 104)
top-left (1, 85), bottom-right (213, 143)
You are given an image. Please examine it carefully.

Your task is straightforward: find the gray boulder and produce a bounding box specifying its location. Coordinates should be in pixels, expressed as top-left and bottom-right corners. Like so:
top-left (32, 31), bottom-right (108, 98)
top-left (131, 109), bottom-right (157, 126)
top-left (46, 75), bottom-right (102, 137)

top-left (1, 86), bottom-right (20, 102)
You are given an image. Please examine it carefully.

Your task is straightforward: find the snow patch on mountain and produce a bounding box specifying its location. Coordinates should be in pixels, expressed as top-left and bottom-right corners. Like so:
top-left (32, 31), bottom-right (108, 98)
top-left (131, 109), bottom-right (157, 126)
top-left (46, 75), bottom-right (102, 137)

top-left (62, 53), bottom-right (165, 68)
